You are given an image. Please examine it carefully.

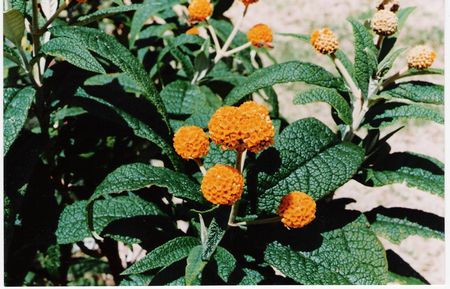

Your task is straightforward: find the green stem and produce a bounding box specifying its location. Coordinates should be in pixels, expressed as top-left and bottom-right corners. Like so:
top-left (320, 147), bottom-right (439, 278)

top-left (227, 150), bottom-right (246, 227)
top-left (37, 0), bottom-right (73, 36)
top-left (230, 216), bottom-right (281, 227)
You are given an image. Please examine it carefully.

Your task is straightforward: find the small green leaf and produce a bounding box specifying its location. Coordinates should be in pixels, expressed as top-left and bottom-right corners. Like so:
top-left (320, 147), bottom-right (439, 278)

top-left (387, 272), bottom-right (426, 285)
top-left (3, 9), bottom-right (25, 46)
top-left (56, 195), bottom-right (162, 244)
top-left (201, 217), bottom-right (227, 261)
top-left (396, 7), bottom-right (416, 33)
top-left (378, 47), bottom-right (407, 77)
top-left (277, 32), bottom-right (310, 42)
top-left (41, 38), bottom-right (106, 74)
top-left (89, 163), bottom-right (203, 204)
top-left (239, 268), bottom-right (264, 285)
top-left (224, 61), bottom-right (345, 105)
top-left (4, 45), bottom-right (22, 66)
top-left (349, 19), bottom-right (377, 97)
top-left (75, 4), bottom-right (143, 26)
top-left (122, 236), bottom-right (201, 275)
top-left (399, 68), bottom-right (444, 78)
top-left (380, 81), bottom-right (444, 105)
top-left (119, 274), bottom-right (154, 286)
top-left (371, 214), bottom-right (444, 244)
top-left (257, 118), bottom-right (364, 213)
top-left (185, 246), bottom-right (207, 285)
top-left (264, 215), bottom-right (388, 285)
top-left (294, 87), bottom-right (352, 125)
top-left (4, 86), bottom-right (35, 155)
top-left (213, 247), bottom-right (236, 283)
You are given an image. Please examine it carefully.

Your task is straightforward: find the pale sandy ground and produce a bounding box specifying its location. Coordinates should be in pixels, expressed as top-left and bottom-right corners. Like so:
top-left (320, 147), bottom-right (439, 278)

top-left (226, 0), bottom-right (445, 284)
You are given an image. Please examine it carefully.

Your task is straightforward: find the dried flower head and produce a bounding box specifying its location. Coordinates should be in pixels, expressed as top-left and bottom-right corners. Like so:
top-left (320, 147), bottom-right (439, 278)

top-left (407, 45), bottom-right (437, 69)
top-left (186, 27), bottom-right (200, 35)
top-left (371, 10), bottom-right (398, 36)
top-left (188, 0), bottom-right (213, 23)
top-left (173, 126), bottom-right (210, 160)
top-left (376, 0), bottom-right (400, 12)
top-left (277, 192), bottom-right (316, 229)
top-left (310, 27), bottom-right (339, 55)
top-left (241, 0), bottom-right (259, 6)
top-left (247, 24), bottom-right (273, 48)
top-left (208, 101), bottom-right (275, 153)
top-left (201, 164), bottom-right (244, 205)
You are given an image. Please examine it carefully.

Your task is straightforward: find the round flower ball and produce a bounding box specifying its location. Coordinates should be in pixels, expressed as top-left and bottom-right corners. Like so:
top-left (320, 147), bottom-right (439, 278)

top-left (201, 164), bottom-right (244, 205)
top-left (188, 0), bottom-right (213, 22)
top-left (277, 192), bottom-right (316, 229)
top-left (407, 45), bottom-right (436, 70)
top-left (247, 24), bottom-right (273, 48)
top-left (371, 10), bottom-right (398, 36)
top-left (310, 27), bottom-right (339, 55)
top-left (173, 126), bottom-right (210, 160)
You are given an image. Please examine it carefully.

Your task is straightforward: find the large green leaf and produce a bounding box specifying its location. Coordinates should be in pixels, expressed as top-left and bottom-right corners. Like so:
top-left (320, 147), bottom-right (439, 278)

top-left (367, 153), bottom-right (444, 197)
top-left (201, 217), bottom-right (227, 261)
top-left (294, 87), bottom-right (352, 125)
top-left (4, 86), bottom-right (35, 155)
top-left (49, 26), bottom-right (170, 130)
top-left (122, 236), bottom-right (200, 275)
top-left (257, 118), bottom-right (364, 213)
top-left (380, 81), bottom-right (444, 105)
top-left (76, 88), bottom-right (182, 171)
top-left (4, 9), bottom-right (25, 46)
top-left (213, 246), bottom-right (236, 283)
top-left (371, 214), bottom-right (444, 244)
top-left (185, 246), bottom-right (207, 285)
top-left (56, 195), bottom-right (162, 244)
top-left (368, 103), bottom-right (444, 128)
top-left (264, 215), bottom-right (388, 285)
top-left (224, 61), bottom-right (344, 105)
top-left (89, 163), bottom-right (203, 204)
top-left (349, 19), bottom-right (377, 97)
top-left (75, 4), bottom-right (143, 26)
top-left (41, 38), bottom-right (106, 74)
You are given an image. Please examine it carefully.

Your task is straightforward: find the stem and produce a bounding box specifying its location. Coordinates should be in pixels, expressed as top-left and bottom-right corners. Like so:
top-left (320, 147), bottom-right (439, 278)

top-left (222, 42), bottom-right (252, 57)
top-left (230, 216), bottom-right (281, 227)
top-left (37, 0), bottom-right (72, 36)
top-left (194, 158), bottom-right (207, 175)
top-left (380, 66), bottom-right (409, 90)
top-left (207, 22), bottom-right (221, 51)
top-left (31, 0), bottom-right (43, 86)
top-left (376, 35), bottom-right (385, 50)
top-left (227, 150), bottom-right (246, 227)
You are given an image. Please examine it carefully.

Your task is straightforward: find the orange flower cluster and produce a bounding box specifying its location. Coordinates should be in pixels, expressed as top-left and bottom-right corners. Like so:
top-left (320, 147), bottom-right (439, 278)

top-left (201, 164), bottom-right (244, 205)
top-left (241, 0), bottom-right (259, 6)
top-left (371, 10), bottom-right (398, 36)
top-left (310, 27), bottom-right (339, 55)
top-left (173, 126), bottom-right (209, 160)
top-left (277, 192), bottom-right (316, 229)
top-left (407, 45), bottom-right (436, 70)
top-left (208, 101), bottom-right (275, 153)
top-left (188, 0), bottom-right (213, 22)
top-left (247, 24), bottom-right (273, 48)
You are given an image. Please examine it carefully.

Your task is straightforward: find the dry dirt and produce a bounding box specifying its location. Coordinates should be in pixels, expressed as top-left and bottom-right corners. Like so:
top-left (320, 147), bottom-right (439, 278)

top-left (226, 0), bottom-right (445, 284)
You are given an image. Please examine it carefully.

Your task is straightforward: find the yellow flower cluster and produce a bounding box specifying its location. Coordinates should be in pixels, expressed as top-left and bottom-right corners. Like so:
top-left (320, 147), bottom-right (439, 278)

top-left (247, 24), bottom-right (273, 48)
top-left (371, 10), bottom-right (398, 36)
top-left (201, 164), bottom-right (244, 205)
top-left (188, 0), bottom-right (213, 23)
top-left (208, 101), bottom-right (275, 153)
top-left (277, 192), bottom-right (316, 229)
top-left (407, 45), bottom-right (436, 70)
top-left (310, 27), bottom-right (339, 55)
top-left (173, 126), bottom-right (210, 160)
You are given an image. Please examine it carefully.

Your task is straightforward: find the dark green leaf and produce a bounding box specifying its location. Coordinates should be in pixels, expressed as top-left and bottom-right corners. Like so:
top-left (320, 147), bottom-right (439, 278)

top-left (371, 214), bottom-right (444, 244)
top-left (380, 81), bottom-right (444, 105)
top-left (41, 38), bottom-right (106, 73)
top-left (201, 217), bottom-right (227, 261)
top-left (185, 246), bottom-right (207, 285)
top-left (213, 246), bottom-right (236, 282)
top-left (264, 215), bottom-right (388, 285)
top-left (75, 4), bottom-right (143, 26)
top-left (239, 268), bottom-right (264, 285)
top-left (56, 195), bottom-right (162, 244)
top-left (49, 26), bottom-right (170, 130)
top-left (224, 61), bottom-right (344, 105)
top-left (294, 87), bottom-right (352, 125)
top-left (89, 163), bottom-right (203, 204)
top-left (4, 45), bottom-right (22, 66)
top-left (4, 86), bottom-right (35, 155)
top-left (119, 274), bottom-right (154, 286)
top-left (122, 236), bottom-right (201, 275)
top-left (349, 19), bottom-right (377, 97)
top-left (257, 118), bottom-right (364, 213)
top-left (203, 143), bottom-right (236, 170)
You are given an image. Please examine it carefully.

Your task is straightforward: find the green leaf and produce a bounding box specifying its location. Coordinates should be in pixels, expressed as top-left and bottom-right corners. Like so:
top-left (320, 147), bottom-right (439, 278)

top-left (368, 103), bottom-right (443, 128)
top-left (334, 49), bottom-right (355, 81)
top-left (4, 45), bottom-right (22, 66)
top-left (89, 163), bottom-right (203, 204)
top-left (122, 236), bottom-right (201, 275)
top-left (56, 195), bottom-right (162, 244)
top-left (75, 4), bottom-right (143, 25)
top-left (365, 152), bottom-right (444, 197)
top-left (138, 23), bottom-right (177, 40)
top-left (224, 61), bottom-right (344, 105)
top-left (76, 88), bottom-right (182, 171)
top-left (349, 19), bottom-right (377, 97)
top-left (3, 9), bottom-right (25, 46)
top-left (395, 7), bottom-right (416, 33)
top-left (213, 246), bottom-right (236, 283)
top-left (84, 73), bottom-right (142, 94)
top-left (264, 215), bottom-right (388, 285)
top-left (120, 274), bottom-right (154, 286)
top-left (10, 0), bottom-right (26, 14)
top-left (185, 246), bottom-right (207, 285)
top-left (380, 81), bottom-right (444, 105)
top-left (41, 38), bottom-right (106, 74)
top-left (378, 47), bottom-right (407, 77)
top-left (4, 86), bottom-right (35, 155)
top-left (203, 143), bottom-right (236, 170)
top-left (399, 68), bottom-right (444, 78)
top-left (277, 32), bottom-right (310, 42)
top-left (257, 118), bottom-right (364, 213)
top-left (370, 214), bottom-right (444, 244)
top-left (201, 217), bottom-right (227, 260)
top-left (49, 26), bottom-right (170, 130)
top-left (294, 87), bottom-right (352, 125)
top-left (387, 272), bottom-right (426, 285)
top-left (239, 268), bottom-right (263, 285)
